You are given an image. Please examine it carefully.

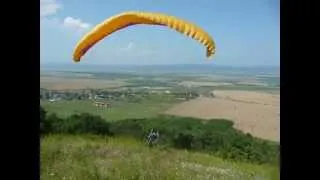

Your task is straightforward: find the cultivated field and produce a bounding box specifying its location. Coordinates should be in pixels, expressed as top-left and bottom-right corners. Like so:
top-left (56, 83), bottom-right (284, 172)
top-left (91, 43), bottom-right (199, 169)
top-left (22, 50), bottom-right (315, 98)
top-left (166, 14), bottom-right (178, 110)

top-left (179, 81), bottom-right (234, 87)
top-left (40, 68), bottom-right (280, 141)
top-left (165, 90), bottom-right (280, 141)
top-left (40, 77), bottom-right (128, 90)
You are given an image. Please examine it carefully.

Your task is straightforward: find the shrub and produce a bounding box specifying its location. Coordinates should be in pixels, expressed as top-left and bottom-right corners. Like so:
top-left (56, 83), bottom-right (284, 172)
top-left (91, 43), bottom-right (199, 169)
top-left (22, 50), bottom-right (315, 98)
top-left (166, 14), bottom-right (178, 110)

top-left (40, 106), bottom-right (47, 133)
top-left (109, 116), bottom-right (279, 164)
top-left (40, 106), bottom-right (279, 165)
top-left (45, 113), bottom-right (65, 133)
top-left (40, 110), bottom-right (111, 136)
top-left (63, 113), bottom-right (111, 135)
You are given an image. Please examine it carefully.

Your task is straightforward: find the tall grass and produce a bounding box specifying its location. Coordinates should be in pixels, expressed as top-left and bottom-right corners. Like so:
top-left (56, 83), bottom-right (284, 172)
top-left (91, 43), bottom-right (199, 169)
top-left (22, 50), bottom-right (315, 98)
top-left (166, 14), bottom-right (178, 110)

top-left (41, 135), bottom-right (279, 180)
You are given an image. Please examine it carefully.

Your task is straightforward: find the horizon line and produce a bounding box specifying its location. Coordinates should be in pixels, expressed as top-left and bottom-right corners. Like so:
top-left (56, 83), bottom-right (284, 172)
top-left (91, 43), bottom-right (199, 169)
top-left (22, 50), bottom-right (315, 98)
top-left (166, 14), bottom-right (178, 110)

top-left (41, 62), bottom-right (280, 68)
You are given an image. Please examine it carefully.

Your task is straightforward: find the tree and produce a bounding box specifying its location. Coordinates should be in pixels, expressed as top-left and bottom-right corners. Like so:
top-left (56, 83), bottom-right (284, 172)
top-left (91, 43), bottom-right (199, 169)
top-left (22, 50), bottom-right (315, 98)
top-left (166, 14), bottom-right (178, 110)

top-left (40, 106), bottom-right (47, 133)
top-left (64, 113), bottom-right (110, 135)
top-left (173, 132), bottom-right (194, 150)
top-left (40, 106), bottom-right (46, 122)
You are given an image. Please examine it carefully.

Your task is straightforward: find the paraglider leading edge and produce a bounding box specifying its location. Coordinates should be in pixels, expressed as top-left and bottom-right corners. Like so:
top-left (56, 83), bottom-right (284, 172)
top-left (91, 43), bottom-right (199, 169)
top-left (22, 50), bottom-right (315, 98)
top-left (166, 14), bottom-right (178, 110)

top-left (72, 11), bottom-right (216, 62)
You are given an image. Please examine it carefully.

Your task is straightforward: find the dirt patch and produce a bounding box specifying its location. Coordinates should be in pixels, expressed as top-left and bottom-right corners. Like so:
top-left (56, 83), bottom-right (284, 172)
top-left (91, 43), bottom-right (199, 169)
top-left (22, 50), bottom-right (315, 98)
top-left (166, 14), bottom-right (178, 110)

top-left (40, 77), bottom-right (128, 90)
top-left (165, 90), bottom-right (280, 141)
top-left (213, 90), bottom-right (279, 106)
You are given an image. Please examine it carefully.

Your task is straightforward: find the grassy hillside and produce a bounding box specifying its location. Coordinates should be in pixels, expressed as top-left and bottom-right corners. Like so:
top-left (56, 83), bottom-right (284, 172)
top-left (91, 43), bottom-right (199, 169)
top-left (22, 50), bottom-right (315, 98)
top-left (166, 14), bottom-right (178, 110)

top-left (41, 135), bottom-right (279, 180)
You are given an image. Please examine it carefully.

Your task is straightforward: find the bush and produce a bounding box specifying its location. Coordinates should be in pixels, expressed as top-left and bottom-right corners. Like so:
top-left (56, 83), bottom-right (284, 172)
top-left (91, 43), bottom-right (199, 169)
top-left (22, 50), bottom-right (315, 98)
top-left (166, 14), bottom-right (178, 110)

top-left (62, 113), bottom-right (111, 135)
top-left (40, 105), bottom-right (279, 165)
top-left (40, 109), bottom-right (111, 136)
top-left (109, 116), bottom-right (279, 165)
top-left (45, 113), bottom-right (65, 133)
top-left (173, 132), bottom-right (194, 149)
top-left (40, 106), bottom-right (47, 133)
top-left (109, 118), bottom-right (145, 139)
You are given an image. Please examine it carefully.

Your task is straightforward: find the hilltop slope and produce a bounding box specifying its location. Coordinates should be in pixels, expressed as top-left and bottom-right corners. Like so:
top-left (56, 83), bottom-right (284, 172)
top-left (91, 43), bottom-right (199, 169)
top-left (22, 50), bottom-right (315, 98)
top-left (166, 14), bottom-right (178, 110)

top-left (41, 135), bottom-right (279, 180)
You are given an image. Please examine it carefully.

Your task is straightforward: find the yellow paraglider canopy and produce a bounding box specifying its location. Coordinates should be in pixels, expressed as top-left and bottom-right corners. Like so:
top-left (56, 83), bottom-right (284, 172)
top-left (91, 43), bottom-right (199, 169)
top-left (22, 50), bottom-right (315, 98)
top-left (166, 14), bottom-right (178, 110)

top-left (73, 11), bottom-right (216, 62)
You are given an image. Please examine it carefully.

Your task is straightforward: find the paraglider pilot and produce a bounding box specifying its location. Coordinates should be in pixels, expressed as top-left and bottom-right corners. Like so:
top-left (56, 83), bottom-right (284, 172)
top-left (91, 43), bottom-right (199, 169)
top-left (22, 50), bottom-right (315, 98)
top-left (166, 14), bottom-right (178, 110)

top-left (147, 129), bottom-right (160, 146)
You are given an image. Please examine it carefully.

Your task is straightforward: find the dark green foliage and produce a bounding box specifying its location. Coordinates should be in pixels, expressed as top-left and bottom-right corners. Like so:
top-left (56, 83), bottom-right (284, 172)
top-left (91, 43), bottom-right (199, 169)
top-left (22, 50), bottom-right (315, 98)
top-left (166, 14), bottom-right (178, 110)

top-left (40, 106), bottom-right (46, 122)
top-left (110, 116), bottom-right (279, 165)
top-left (44, 113), bottom-right (63, 133)
top-left (109, 119), bottom-right (145, 139)
top-left (173, 132), bottom-right (194, 149)
top-left (40, 105), bottom-right (111, 135)
top-left (62, 113), bottom-right (111, 135)
top-left (41, 109), bottom-right (65, 134)
top-left (40, 106), bottom-right (47, 133)
top-left (40, 105), bottom-right (279, 165)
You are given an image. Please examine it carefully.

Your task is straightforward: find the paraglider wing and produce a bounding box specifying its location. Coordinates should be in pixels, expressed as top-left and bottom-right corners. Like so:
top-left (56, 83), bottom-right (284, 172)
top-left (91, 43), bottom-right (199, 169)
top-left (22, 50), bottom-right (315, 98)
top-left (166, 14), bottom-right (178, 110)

top-left (73, 11), bottom-right (216, 62)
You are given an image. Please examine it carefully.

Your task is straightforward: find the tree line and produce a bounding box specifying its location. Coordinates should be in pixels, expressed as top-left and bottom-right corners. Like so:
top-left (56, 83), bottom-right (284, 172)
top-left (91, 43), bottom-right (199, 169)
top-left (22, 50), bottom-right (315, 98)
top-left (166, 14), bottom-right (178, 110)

top-left (40, 106), bottom-right (279, 165)
top-left (40, 88), bottom-right (200, 101)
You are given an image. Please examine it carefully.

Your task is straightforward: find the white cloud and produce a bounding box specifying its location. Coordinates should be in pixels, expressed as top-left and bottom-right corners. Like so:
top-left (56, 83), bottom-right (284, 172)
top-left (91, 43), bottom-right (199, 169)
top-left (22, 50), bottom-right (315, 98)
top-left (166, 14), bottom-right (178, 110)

top-left (40, 1), bottom-right (90, 35)
top-left (63, 17), bottom-right (91, 32)
top-left (40, 0), bottom-right (61, 17)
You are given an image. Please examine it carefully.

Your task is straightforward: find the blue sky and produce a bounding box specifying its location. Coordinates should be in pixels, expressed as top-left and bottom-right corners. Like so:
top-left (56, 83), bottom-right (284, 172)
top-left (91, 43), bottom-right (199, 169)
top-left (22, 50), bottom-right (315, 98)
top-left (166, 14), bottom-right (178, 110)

top-left (40, 0), bottom-right (279, 66)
